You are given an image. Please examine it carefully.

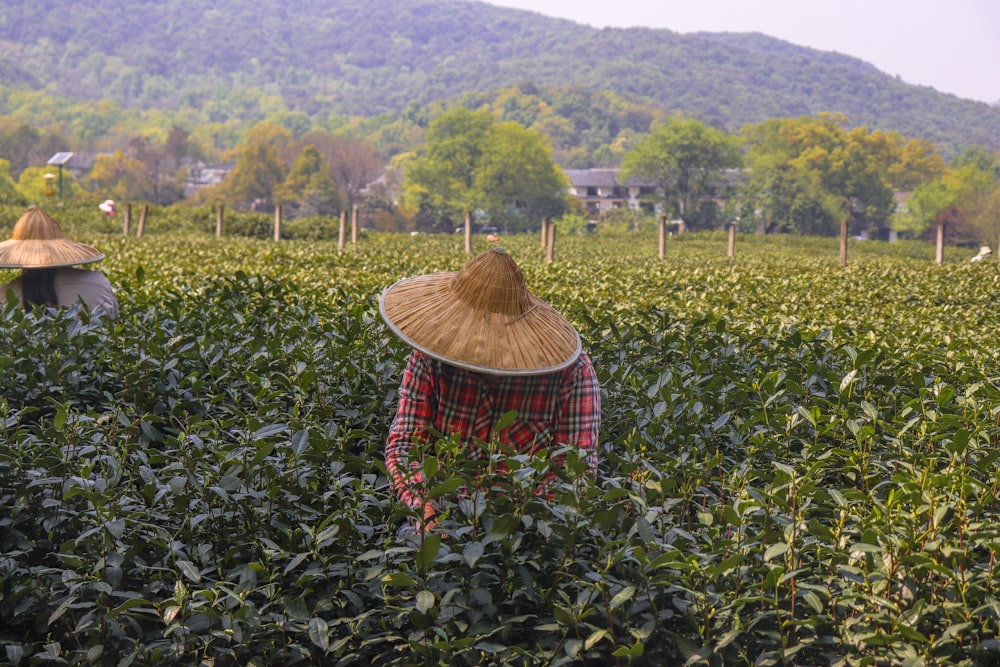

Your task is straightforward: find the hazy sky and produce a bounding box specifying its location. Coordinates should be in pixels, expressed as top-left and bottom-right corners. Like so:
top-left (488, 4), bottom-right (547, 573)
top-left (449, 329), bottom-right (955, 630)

top-left (481, 0), bottom-right (1000, 105)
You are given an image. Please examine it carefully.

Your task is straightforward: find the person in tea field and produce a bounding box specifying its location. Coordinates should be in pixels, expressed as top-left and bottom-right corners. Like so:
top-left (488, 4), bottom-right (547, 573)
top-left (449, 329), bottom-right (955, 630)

top-left (0, 206), bottom-right (119, 319)
top-left (970, 246), bottom-right (992, 262)
top-left (379, 246), bottom-right (601, 530)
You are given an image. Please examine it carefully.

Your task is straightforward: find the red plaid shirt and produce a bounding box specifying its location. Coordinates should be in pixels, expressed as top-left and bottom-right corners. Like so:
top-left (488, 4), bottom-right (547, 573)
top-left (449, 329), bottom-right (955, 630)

top-left (385, 349), bottom-right (601, 509)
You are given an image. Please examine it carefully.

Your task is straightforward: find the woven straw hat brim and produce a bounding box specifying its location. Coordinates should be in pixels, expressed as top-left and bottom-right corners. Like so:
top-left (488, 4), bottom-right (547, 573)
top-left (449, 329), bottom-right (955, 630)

top-left (380, 273), bottom-right (581, 376)
top-left (0, 238), bottom-right (104, 268)
top-left (1, 206), bottom-right (105, 268)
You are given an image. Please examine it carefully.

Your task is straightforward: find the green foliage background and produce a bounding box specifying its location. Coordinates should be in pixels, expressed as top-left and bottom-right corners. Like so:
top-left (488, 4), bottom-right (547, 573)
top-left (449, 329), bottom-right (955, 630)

top-left (4, 213), bottom-right (1000, 664)
top-left (0, 0), bottom-right (999, 159)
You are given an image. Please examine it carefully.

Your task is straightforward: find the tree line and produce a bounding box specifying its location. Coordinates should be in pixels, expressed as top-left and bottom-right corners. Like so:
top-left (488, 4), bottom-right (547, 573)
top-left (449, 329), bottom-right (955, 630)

top-left (620, 113), bottom-right (998, 246)
top-left (1, 101), bottom-right (997, 246)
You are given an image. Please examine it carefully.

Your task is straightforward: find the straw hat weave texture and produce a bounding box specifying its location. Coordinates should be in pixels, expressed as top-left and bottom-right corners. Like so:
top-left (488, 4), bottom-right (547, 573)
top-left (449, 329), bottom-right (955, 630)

top-left (0, 206), bottom-right (104, 268)
top-left (379, 247), bottom-right (581, 375)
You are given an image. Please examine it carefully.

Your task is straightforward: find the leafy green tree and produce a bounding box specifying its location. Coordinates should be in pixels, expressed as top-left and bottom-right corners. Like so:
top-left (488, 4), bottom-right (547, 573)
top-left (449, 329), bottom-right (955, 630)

top-left (219, 124), bottom-right (291, 212)
top-left (403, 108), bottom-right (570, 232)
top-left (87, 150), bottom-right (153, 201)
top-left (0, 122), bottom-right (41, 179)
top-left (967, 185), bottom-right (1000, 251)
top-left (886, 136), bottom-right (946, 192)
top-left (952, 146), bottom-right (1000, 179)
top-left (474, 121), bottom-right (569, 232)
top-left (896, 163), bottom-right (994, 244)
top-left (745, 163), bottom-right (840, 235)
top-left (741, 114), bottom-right (938, 238)
top-left (164, 125), bottom-right (192, 167)
top-left (126, 134), bottom-right (184, 206)
top-left (0, 158), bottom-right (26, 205)
top-left (620, 117), bottom-right (742, 231)
top-left (402, 108), bottom-right (493, 232)
top-left (274, 145), bottom-right (342, 217)
top-left (266, 111), bottom-right (314, 138)
top-left (16, 165), bottom-right (79, 203)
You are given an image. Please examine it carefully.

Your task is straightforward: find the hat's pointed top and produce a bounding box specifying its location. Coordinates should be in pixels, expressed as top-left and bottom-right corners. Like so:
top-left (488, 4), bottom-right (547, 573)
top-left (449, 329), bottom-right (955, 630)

top-left (379, 247), bottom-right (581, 375)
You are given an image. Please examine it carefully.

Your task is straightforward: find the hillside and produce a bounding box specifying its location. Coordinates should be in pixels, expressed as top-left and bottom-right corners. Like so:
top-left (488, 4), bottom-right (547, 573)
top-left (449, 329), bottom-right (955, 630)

top-left (0, 0), bottom-right (998, 153)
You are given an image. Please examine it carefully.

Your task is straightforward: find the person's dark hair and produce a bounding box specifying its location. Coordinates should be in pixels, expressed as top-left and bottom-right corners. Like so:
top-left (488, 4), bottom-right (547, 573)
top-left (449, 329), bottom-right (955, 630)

top-left (21, 268), bottom-right (58, 309)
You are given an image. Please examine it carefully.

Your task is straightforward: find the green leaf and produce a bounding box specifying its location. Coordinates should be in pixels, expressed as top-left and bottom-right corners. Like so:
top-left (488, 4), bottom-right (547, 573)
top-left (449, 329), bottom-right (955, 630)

top-left (415, 590), bottom-right (435, 614)
top-left (427, 477), bottom-right (463, 499)
top-left (416, 534), bottom-right (441, 570)
top-left (494, 410), bottom-right (518, 432)
top-left (553, 604), bottom-right (575, 627)
top-left (463, 541), bottom-right (485, 568)
top-left (764, 542), bottom-right (790, 562)
top-left (422, 456), bottom-right (438, 480)
top-left (250, 439), bottom-right (276, 465)
top-left (252, 423), bottom-right (288, 440)
top-left (585, 629), bottom-right (609, 650)
top-left (609, 585), bottom-right (635, 610)
top-left (801, 590), bottom-right (823, 614)
top-left (380, 573), bottom-right (418, 588)
top-left (308, 617), bottom-right (329, 651)
top-left (315, 523), bottom-right (340, 546)
top-left (105, 518), bottom-right (125, 539)
top-left (290, 429), bottom-right (309, 455)
top-left (176, 560), bottom-right (201, 583)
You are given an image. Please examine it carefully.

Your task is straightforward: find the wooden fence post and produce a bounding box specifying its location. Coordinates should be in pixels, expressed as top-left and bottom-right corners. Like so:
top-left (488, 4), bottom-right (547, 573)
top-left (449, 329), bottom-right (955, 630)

top-left (839, 218), bottom-right (848, 267)
top-left (727, 221), bottom-right (736, 258)
top-left (546, 222), bottom-right (556, 263)
top-left (124, 203), bottom-right (132, 236)
top-left (274, 205), bottom-right (282, 242)
top-left (540, 217), bottom-right (548, 250)
top-left (136, 204), bottom-right (147, 238)
top-left (658, 215), bottom-right (666, 259)
top-left (216, 204), bottom-right (224, 237)
top-left (464, 210), bottom-right (472, 255)
top-left (338, 210), bottom-right (346, 251)
top-left (935, 220), bottom-right (945, 265)
top-left (351, 205), bottom-right (358, 245)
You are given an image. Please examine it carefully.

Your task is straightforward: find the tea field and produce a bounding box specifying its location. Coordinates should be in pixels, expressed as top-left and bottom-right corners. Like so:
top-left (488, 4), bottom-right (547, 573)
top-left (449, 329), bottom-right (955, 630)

top-left (3, 226), bottom-right (1000, 666)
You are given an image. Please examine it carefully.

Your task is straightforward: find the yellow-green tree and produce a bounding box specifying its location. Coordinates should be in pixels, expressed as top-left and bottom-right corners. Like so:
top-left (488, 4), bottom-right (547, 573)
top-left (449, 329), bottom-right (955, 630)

top-left (900, 148), bottom-right (999, 245)
top-left (87, 150), bottom-right (154, 202)
top-left (474, 121), bottom-right (569, 232)
top-left (217, 123), bottom-right (291, 212)
top-left (17, 165), bottom-right (81, 203)
top-left (741, 113), bottom-right (944, 238)
top-left (621, 116), bottom-right (742, 231)
top-left (274, 145), bottom-right (342, 217)
top-left (967, 185), bottom-right (1000, 250)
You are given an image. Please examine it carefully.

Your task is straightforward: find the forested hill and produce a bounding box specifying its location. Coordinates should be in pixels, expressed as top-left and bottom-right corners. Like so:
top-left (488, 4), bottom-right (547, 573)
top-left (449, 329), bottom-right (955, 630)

top-left (1, 0), bottom-right (998, 152)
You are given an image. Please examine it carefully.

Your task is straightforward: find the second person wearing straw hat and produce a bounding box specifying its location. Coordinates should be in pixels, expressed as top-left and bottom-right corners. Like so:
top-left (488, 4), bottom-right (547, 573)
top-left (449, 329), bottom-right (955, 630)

top-left (0, 206), bottom-right (119, 318)
top-left (380, 246), bottom-right (601, 530)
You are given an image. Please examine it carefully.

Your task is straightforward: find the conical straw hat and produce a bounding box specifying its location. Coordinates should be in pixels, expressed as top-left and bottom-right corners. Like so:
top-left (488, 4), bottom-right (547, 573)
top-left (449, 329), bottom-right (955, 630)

top-left (0, 206), bottom-right (104, 268)
top-left (379, 247), bottom-right (581, 376)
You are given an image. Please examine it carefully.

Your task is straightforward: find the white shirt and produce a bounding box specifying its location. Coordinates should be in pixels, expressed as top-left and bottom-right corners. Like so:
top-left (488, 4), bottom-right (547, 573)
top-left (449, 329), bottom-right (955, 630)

top-left (2, 267), bottom-right (119, 319)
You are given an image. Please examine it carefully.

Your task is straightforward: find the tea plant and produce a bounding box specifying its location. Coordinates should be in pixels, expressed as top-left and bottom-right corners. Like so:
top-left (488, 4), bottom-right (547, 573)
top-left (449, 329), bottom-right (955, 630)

top-left (2, 229), bottom-right (1000, 665)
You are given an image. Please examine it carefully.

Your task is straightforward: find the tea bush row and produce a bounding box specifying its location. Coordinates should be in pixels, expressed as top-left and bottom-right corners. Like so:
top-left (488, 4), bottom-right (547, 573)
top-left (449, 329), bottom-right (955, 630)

top-left (2, 231), bottom-right (1000, 665)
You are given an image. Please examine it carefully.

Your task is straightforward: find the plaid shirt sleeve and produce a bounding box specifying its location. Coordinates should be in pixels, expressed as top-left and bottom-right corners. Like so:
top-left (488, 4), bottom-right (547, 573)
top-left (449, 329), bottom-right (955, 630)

top-left (552, 352), bottom-right (601, 473)
top-left (385, 350), bottom-right (436, 509)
